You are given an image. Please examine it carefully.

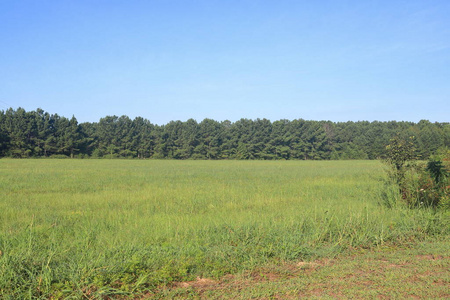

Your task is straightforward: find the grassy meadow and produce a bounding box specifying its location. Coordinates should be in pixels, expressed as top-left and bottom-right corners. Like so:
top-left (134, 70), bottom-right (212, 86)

top-left (0, 159), bottom-right (448, 298)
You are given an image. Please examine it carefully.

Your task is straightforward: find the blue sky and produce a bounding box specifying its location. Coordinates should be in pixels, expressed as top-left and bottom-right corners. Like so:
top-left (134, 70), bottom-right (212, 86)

top-left (0, 1), bottom-right (449, 124)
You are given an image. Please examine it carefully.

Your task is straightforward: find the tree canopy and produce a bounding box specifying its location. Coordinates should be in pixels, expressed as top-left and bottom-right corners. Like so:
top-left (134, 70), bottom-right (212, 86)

top-left (0, 108), bottom-right (448, 160)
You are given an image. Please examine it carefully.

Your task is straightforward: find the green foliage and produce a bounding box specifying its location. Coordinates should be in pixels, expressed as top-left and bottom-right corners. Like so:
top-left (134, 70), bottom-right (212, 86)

top-left (384, 135), bottom-right (418, 206)
top-left (0, 108), bottom-right (449, 160)
top-left (420, 156), bottom-right (449, 208)
top-left (427, 159), bottom-right (448, 185)
top-left (383, 136), bottom-right (449, 208)
top-left (385, 135), bottom-right (416, 172)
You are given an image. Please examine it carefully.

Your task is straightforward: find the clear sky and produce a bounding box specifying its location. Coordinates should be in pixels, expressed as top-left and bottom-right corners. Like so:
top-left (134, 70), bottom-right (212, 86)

top-left (1, 1), bottom-right (449, 124)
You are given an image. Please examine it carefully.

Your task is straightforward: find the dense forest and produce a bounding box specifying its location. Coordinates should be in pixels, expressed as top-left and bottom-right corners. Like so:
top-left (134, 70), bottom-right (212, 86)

top-left (0, 107), bottom-right (449, 160)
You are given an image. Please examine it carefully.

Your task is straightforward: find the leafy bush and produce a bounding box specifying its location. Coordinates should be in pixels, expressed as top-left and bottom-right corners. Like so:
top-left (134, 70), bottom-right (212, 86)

top-left (420, 156), bottom-right (449, 208)
top-left (384, 137), bottom-right (449, 209)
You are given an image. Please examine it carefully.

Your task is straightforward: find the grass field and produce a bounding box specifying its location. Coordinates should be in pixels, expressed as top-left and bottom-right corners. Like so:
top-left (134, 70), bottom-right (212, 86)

top-left (0, 159), bottom-right (448, 299)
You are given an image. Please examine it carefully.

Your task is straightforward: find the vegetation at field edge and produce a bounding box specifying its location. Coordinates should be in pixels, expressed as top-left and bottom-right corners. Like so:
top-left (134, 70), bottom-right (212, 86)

top-left (1, 107), bottom-right (449, 160)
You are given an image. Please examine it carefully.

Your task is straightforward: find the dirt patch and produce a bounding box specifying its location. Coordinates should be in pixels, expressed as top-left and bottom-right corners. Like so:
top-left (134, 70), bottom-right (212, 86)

top-left (251, 272), bottom-right (280, 281)
top-left (432, 278), bottom-right (448, 286)
top-left (416, 254), bottom-right (446, 260)
top-left (296, 261), bottom-right (320, 268)
top-left (175, 277), bottom-right (218, 288)
top-left (299, 285), bottom-right (345, 299)
top-left (386, 263), bottom-right (408, 268)
top-left (292, 258), bottom-right (333, 270)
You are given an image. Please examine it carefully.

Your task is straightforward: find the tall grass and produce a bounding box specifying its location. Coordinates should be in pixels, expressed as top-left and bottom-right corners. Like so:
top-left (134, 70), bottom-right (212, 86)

top-left (0, 159), bottom-right (447, 298)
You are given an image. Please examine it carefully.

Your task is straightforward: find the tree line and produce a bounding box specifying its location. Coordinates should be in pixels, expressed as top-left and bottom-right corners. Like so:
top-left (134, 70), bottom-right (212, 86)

top-left (0, 107), bottom-right (449, 160)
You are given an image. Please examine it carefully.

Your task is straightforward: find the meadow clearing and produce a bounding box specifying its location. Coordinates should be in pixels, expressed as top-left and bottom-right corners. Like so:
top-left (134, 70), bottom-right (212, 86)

top-left (0, 159), bottom-right (448, 299)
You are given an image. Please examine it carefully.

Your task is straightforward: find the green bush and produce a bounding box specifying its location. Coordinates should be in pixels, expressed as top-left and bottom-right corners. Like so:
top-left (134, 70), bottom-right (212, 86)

top-left (384, 137), bottom-right (449, 209)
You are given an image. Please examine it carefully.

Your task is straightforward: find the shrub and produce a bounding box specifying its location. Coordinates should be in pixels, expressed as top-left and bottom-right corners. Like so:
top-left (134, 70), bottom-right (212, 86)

top-left (384, 136), bottom-right (449, 209)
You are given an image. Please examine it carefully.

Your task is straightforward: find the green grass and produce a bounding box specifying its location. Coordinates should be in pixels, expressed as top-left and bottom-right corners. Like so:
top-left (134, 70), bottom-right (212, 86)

top-left (157, 240), bottom-right (449, 299)
top-left (0, 159), bottom-right (448, 299)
